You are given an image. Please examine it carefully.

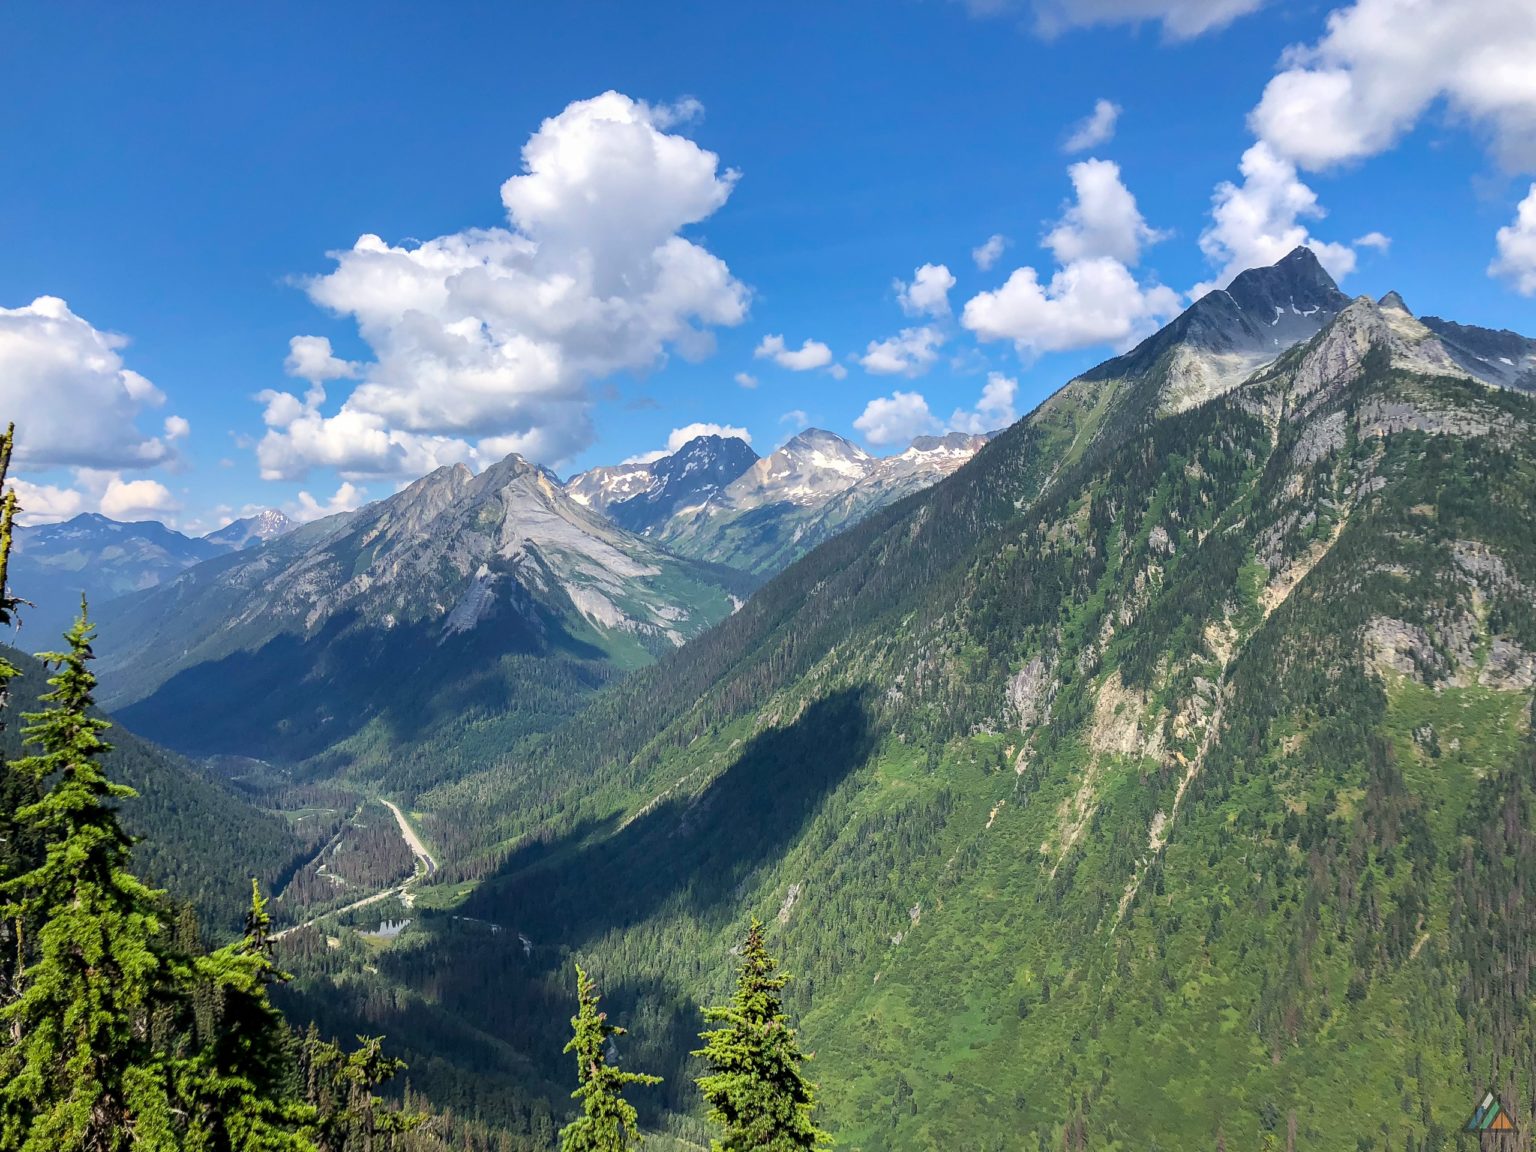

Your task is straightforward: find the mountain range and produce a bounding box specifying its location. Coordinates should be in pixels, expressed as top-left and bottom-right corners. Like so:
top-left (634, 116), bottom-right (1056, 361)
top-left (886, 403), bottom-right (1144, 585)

top-left (565, 425), bottom-right (995, 574)
top-left (17, 420), bottom-right (985, 665)
top-left (10, 508), bottom-right (293, 644)
top-left (17, 245), bottom-right (1536, 1150)
top-left (94, 453), bottom-right (756, 776)
top-left (224, 247), bottom-right (1535, 1150)
top-left (651, 428), bottom-right (993, 574)
top-left (565, 432), bottom-right (762, 534)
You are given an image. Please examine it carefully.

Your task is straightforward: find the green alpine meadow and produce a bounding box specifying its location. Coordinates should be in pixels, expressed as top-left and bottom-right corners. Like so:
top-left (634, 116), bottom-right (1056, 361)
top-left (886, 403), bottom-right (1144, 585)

top-left (6, 7), bottom-right (1536, 1148)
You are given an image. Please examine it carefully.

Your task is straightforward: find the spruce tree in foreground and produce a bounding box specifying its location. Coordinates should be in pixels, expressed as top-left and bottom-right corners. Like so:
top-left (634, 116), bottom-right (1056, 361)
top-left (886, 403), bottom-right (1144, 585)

top-left (694, 919), bottom-right (828, 1152)
top-left (181, 879), bottom-right (318, 1151)
top-left (559, 965), bottom-right (661, 1152)
top-left (0, 422), bottom-right (34, 1021)
top-left (0, 605), bottom-right (181, 1151)
top-left (0, 422), bottom-right (19, 700)
top-left (300, 1031), bottom-right (424, 1152)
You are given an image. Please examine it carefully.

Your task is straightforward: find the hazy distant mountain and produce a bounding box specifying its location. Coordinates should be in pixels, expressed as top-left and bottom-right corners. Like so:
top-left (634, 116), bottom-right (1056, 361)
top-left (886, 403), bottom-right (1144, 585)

top-left (202, 508), bottom-right (294, 550)
top-left (8, 508), bottom-right (296, 647)
top-left (9, 514), bottom-right (225, 645)
top-left (1419, 309), bottom-right (1536, 392)
top-left (654, 427), bottom-right (992, 574)
top-left (565, 434), bottom-right (760, 535)
top-left (96, 452), bottom-right (753, 774)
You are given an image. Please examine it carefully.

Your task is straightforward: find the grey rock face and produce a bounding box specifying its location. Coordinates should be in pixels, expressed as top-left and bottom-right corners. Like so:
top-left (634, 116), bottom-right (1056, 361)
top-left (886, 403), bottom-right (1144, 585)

top-left (1419, 314), bottom-right (1536, 392)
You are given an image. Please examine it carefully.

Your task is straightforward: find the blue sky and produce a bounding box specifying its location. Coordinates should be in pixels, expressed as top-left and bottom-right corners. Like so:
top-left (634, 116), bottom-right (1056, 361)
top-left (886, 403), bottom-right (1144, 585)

top-left (2, 0), bottom-right (1533, 530)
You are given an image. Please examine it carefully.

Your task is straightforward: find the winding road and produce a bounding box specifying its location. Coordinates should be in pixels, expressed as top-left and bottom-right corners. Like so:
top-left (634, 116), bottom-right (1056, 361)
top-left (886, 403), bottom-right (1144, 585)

top-left (272, 798), bottom-right (436, 941)
top-left (379, 798), bottom-right (437, 875)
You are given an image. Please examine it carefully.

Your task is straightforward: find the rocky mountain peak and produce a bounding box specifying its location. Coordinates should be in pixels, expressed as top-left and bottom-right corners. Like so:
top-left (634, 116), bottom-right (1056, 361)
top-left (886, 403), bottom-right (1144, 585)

top-left (1282, 294), bottom-right (1469, 412)
top-left (783, 427), bottom-right (869, 458)
top-left (564, 435), bottom-right (759, 535)
top-left (719, 430), bottom-right (876, 512)
top-left (1223, 245), bottom-right (1344, 314)
top-left (647, 435), bottom-right (758, 495)
top-left (907, 431), bottom-right (991, 455)
top-left (472, 451), bottom-right (551, 495)
top-left (203, 508), bottom-right (294, 551)
top-left (666, 433), bottom-right (756, 466)
top-left (1083, 246), bottom-right (1353, 414)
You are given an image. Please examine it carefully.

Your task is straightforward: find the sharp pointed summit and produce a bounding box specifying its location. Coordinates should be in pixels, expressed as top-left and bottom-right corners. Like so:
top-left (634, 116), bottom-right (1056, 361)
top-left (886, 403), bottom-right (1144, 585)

top-left (564, 434), bottom-right (760, 534)
top-left (1055, 247), bottom-right (1352, 420)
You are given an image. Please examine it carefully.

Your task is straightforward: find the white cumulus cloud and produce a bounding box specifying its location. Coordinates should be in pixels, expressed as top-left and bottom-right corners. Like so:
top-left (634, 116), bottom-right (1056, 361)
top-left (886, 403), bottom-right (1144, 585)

top-left (1490, 184), bottom-right (1536, 294)
top-left (860, 327), bottom-right (946, 377)
top-left (973, 234), bottom-right (1009, 270)
top-left (257, 91), bottom-right (749, 481)
top-left (1353, 231), bottom-right (1392, 251)
top-left (284, 335), bottom-right (359, 384)
top-left (962, 162), bottom-right (1179, 355)
top-left (8, 478), bottom-right (87, 525)
top-left (1044, 159), bottom-right (1168, 266)
top-left (755, 334), bottom-right (834, 371)
top-left (0, 296), bottom-right (182, 471)
top-left (734, 372), bottom-right (758, 389)
top-left (1195, 143), bottom-right (1358, 294)
top-left (964, 259), bottom-right (1182, 354)
top-left (99, 476), bottom-right (179, 522)
top-left (1249, 0), bottom-right (1536, 173)
top-left (896, 263), bottom-right (957, 317)
top-left (12, 468), bottom-right (183, 527)
top-left (1064, 99), bottom-right (1122, 153)
top-left (289, 481), bottom-right (369, 524)
top-left (949, 372), bottom-right (1019, 434)
top-left (853, 390), bottom-right (938, 446)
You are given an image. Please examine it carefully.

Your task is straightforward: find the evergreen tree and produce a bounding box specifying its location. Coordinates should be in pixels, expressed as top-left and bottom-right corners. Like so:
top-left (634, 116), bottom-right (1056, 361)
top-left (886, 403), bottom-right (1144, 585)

top-left (694, 919), bottom-right (828, 1152)
top-left (0, 422), bottom-right (33, 1030)
top-left (0, 421), bottom-right (19, 678)
top-left (180, 880), bottom-right (318, 1151)
top-left (558, 965), bottom-right (661, 1152)
top-left (300, 1032), bottom-right (423, 1152)
top-left (0, 605), bottom-right (181, 1151)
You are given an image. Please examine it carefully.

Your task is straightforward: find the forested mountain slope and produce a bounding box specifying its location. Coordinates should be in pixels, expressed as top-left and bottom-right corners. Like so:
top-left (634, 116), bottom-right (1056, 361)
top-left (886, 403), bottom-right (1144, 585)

top-left (276, 249), bottom-right (1536, 1149)
top-left (0, 644), bottom-right (307, 933)
top-left (93, 451), bottom-right (753, 783)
